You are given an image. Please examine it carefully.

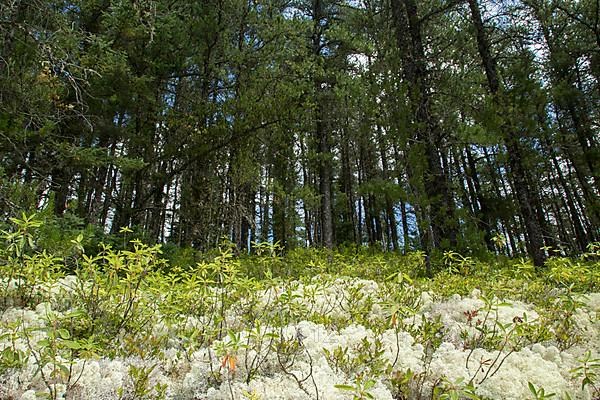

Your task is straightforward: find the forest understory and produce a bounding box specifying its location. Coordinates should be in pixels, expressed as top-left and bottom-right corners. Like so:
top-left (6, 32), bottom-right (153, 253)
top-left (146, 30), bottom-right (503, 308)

top-left (1, 0), bottom-right (599, 398)
top-left (0, 214), bottom-right (599, 400)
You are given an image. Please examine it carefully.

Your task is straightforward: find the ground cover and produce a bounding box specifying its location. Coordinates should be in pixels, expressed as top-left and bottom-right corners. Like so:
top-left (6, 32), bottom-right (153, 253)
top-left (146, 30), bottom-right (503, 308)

top-left (0, 218), bottom-right (598, 400)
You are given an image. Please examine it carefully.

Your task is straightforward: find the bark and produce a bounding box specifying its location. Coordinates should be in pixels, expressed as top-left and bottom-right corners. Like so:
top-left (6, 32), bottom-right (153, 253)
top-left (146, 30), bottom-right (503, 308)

top-left (312, 0), bottom-right (334, 249)
top-left (391, 0), bottom-right (457, 253)
top-left (468, 0), bottom-right (547, 266)
top-left (317, 118), bottom-right (334, 249)
top-left (340, 125), bottom-right (359, 245)
top-left (377, 126), bottom-right (398, 251)
top-left (464, 147), bottom-right (495, 251)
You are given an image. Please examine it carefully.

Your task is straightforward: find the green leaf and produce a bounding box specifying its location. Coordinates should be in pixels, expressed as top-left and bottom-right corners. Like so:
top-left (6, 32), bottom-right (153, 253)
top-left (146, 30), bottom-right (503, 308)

top-left (57, 363), bottom-right (70, 377)
top-left (63, 340), bottom-right (82, 350)
top-left (64, 309), bottom-right (86, 319)
top-left (334, 384), bottom-right (355, 391)
top-left (57, 328), bottom-right (71, 340)
top-left (363, 379), bottom-right (376, 390)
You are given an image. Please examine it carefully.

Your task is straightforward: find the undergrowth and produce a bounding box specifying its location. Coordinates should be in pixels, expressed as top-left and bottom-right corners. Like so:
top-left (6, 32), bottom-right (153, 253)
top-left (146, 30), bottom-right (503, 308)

top-left (0, 213), bottom-right (598, 399)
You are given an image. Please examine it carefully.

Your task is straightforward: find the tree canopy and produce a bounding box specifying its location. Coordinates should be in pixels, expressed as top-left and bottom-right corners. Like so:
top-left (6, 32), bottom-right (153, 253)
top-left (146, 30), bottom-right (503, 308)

top-left (1, 0), bottom-right (598, 265)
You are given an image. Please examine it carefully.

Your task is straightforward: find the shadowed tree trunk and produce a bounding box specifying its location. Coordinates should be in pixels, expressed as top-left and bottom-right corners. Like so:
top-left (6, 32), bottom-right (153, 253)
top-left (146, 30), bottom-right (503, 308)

top-left (390, 0), bottom-right (457, 260)
top-left (468, 0), bottom-right (547, 266)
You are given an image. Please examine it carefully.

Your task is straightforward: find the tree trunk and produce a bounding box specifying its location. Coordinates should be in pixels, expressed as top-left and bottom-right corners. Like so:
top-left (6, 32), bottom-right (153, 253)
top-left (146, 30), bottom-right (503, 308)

top-left (468, 0), bottom-right (547, 266)
top-left (391, 0), bottom-right (457, 253)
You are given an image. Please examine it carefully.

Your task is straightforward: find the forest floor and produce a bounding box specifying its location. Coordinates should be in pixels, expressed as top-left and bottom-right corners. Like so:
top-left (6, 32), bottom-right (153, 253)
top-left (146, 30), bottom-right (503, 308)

top-left (1, 241), bottom-right (599, 400)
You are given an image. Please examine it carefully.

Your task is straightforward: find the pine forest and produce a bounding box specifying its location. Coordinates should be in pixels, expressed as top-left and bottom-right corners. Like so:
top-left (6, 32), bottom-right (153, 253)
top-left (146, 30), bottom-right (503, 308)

top-left (0, 1), bottom-right (599, 400)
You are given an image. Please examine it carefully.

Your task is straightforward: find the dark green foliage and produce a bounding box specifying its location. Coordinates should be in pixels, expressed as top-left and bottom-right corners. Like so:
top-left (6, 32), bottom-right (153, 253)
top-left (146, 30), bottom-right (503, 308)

top-left (0, 0), bottom-right (598, 265)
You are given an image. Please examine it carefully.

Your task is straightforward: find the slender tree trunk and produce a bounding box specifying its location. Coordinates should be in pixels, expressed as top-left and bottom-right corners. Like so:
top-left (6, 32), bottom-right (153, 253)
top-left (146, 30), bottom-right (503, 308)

top-left (311, 0), bottom-right (334, 249)
top-left (468, 0), bottom-right (546, 266)
top-left (549, 150), bottom-right (589, 250)
top-left (400, 200), bottom-right (410, 253)
top-left (377, 126), bottom-right (398, 251)
top-left (391, 0), bottom-right (457, 255)
top-left (51, 167), bottom-right (70, 217)
top-left (458, 149), bottom-right (477, 215)
top-left (340, 124), bottom-right (358, 245)
top-left (300, 139), bottom-right (313, 247)
top-left (464, 146), bottom-right (495, 251)
top-left (317, 115), bottom-right (334, 249)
